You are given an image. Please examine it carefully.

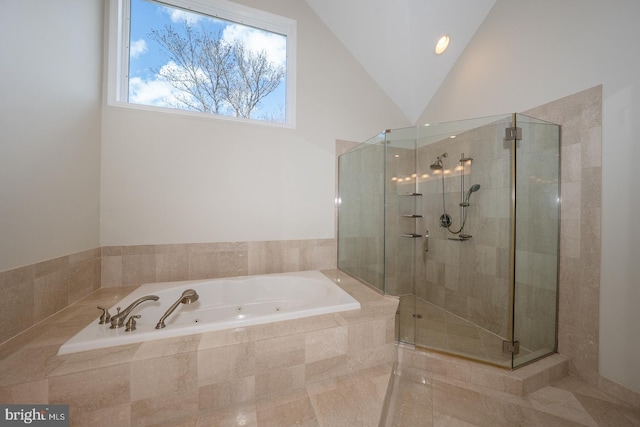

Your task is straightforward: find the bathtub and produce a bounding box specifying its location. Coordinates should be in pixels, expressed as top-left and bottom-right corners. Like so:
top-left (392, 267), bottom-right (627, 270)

top-left (58, 270), bottom-right (360, 355)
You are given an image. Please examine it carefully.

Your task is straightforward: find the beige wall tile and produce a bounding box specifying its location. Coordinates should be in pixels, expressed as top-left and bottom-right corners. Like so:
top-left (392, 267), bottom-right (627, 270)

top-left (256, 390), bottom-right (319, 426)
top-left (0, 265), bottom-right (35, 289)
top-left (68, 259), bottom-right (96, 303)
top-left (101, 246), bottom-right (122, 256)
top-left (188, 251), bottom-right (219, 280)
top-left (35, 256), bottom-right (69, 278)
top-left (69, 404), bottom-right (130, 427)
top-left (131, 352), bottom-right (198, 401)
top-left (198, 376), bottom-right (255, 410)
top-left (347, 320), bottom-right (386, 354)
top-left (305, 326), bottom-right (348, 364)
top-left (34, 270), bottom-right (69, 323)
top-left (255, 334), bottom-right (305, 372)
top-left (305, 354), bottom-right (349, 384)
top-left (122, 253), bottom-right (156, 285)
top-left (69, 249), bottom-right (98, 267)
top-left (133, 335), bottom-right (200, 360)
top-left (525, 85), bottom-right (602, 383)
top-left (156, 250), bottom-right (189, 282)
top-left (0, 277), bottom-right (34, 343)
top-left (49, 363), bottom-right (130, 412)
top-left (197, 342), bottom-right (256, 386)
top-left (217, 250), bottom-right (248, 277)
top-left (255, 364), bottom-right (305, 398)
top-left (0, 379), bottom-right (48, 404)
top-left (100, 255), bottom-right (122, 287)
top-left (130, 389), bottom-right (198, 426)
top-left (122, 245), bottom-right (156, 255)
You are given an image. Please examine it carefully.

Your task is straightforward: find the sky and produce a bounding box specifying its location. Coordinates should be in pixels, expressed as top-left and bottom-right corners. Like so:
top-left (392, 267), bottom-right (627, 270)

top-left (128, 0), bottom-right (288, 122)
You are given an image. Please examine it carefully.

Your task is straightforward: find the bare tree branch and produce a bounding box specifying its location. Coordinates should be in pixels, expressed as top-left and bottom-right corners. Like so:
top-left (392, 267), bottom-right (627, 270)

top-left (148, 22), bottom-right (285, 120)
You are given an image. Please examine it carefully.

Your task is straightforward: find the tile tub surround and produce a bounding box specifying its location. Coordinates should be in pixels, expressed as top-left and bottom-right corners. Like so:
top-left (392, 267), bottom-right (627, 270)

top-left (0, 238), bottom-right (337, 346)
top-left (0, 248), bottom-right (101, 345)
top-left (101, 239), bottom-right (338, 287)
top-left (0, 270), bottom-right (397, 426)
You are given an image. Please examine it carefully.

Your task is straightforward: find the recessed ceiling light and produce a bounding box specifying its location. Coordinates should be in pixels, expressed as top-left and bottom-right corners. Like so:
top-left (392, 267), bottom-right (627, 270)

top-left (435, 35), bottom-right (450, 55)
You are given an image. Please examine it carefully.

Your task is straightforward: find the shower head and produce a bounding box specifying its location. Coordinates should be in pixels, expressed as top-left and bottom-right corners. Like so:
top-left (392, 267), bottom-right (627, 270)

top-left (464, 184), bottom-right (481, 204)
top-left (430, 152), bottom-right (448, 170)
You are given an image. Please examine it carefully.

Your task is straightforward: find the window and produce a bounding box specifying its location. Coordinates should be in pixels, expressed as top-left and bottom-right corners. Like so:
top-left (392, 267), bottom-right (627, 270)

top-left (107, 0), bottom-right (296, 126)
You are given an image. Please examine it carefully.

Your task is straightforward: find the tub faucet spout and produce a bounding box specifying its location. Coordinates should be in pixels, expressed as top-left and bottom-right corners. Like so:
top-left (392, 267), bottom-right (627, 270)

top-left (110, 295), bottom-right (159, 329)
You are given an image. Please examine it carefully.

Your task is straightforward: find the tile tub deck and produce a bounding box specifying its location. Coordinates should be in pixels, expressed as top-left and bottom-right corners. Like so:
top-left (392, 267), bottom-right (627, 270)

top-left (0, 270), bottom-right (398, 426)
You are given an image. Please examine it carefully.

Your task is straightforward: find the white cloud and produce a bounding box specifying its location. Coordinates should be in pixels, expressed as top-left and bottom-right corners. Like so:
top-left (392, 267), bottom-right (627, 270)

top-left (222, 24), bottom-right (287, 67)
top-left (129, 76), bottom-right (179, 108)
top-left (129, 61), bottom-right (205, 109)
top-left (130, 39), bottom-right (148, 58)
top-left (162, 6), bottom-right (203, 25)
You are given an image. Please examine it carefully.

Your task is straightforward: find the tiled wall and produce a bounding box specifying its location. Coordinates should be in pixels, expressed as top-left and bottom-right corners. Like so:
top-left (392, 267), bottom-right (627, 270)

top-left (0, 249), bottom-right (101, 344)
top-left (523, 87), bottom-right (603, 384)
top-left (101, 239), bottom-right (337, 287)
top-left (0, 239), bottom-right (336, 345)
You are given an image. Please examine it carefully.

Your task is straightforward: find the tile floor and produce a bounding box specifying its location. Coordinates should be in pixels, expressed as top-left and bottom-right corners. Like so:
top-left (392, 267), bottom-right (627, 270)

top-left (382, 364), bottom-right (640, 427)
top-left (164, 363), bottom-right (392, 426)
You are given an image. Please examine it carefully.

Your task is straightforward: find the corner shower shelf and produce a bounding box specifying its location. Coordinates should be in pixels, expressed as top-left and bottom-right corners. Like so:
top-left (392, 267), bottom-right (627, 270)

top-left (401, 214), bottom-right (423, 218)
top-left (401, 234), bottom-right (422, 238)
top-left (402, 192), bottom-right (422, 196)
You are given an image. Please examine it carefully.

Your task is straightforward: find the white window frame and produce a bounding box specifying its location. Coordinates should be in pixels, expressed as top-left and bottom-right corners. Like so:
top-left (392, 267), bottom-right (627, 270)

top-left (106, 0), bottom-right (297, 128)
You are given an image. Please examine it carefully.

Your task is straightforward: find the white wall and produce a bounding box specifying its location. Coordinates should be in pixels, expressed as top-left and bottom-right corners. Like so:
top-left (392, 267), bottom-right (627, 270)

top-left (0, 0), bottom-right (103, 271)
top-left (100, 0), bottom-right (409, 245)
top-left (419, 0), bottom-right (640, 393)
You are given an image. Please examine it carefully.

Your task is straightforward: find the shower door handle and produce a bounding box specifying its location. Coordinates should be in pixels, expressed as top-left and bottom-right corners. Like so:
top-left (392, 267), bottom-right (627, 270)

top-left (424, 230), bottom-right (429, 252)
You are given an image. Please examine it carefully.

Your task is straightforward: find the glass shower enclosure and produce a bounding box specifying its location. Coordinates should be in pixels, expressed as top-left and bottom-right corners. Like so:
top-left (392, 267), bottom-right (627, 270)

top-left (337, 113), bottom-right (560, 369)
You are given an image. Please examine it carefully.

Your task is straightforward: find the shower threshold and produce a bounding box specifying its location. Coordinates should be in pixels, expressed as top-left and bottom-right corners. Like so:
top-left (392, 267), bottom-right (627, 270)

top-left (397, 296), bottom-right (553, 369)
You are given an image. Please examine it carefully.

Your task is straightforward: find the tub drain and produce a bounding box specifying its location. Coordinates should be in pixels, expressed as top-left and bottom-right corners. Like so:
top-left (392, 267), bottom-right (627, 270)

top-left (236, 306), bottom-right (243, 312)
top-left (275, 307), bottom-right (281, 312)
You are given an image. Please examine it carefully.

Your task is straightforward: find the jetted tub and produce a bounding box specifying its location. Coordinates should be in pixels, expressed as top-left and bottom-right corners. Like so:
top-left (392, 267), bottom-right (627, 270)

top-left (58, 270), bottom-right (361, 355)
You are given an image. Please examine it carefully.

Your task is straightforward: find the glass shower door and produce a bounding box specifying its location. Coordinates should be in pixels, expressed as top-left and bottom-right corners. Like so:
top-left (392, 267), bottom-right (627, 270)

top-left (512, 114), bottom-right (560, 368)
top-left (337, 134), bottom-right (386, 293)
top-left (383, 127), bottom-right (419, 344)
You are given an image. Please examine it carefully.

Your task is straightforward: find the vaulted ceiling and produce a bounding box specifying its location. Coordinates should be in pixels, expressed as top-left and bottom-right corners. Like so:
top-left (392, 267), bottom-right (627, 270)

top-left (304, 0), bottom-right (496, 124)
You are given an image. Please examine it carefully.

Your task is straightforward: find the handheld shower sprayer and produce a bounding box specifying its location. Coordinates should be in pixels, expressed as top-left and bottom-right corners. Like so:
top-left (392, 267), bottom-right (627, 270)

top-left (460, 184), bottom-right (481, 207)
top-left (433, 150), bottom-right (481, 239)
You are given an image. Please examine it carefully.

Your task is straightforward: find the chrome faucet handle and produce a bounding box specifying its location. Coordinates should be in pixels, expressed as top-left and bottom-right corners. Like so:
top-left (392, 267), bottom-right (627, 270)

top-left (125, 315), bottom-right (141, 332)
top-left (109, 307), bottom-right (122, 329)
top-left (97, 306), bottom-right (111, 324)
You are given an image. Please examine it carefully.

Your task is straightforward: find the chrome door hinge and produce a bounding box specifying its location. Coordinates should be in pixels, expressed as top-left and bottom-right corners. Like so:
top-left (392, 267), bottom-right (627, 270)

top-left (502, 340), bottom-right (520, 354)
top-left (504, 126), bottom-right (522, 141)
